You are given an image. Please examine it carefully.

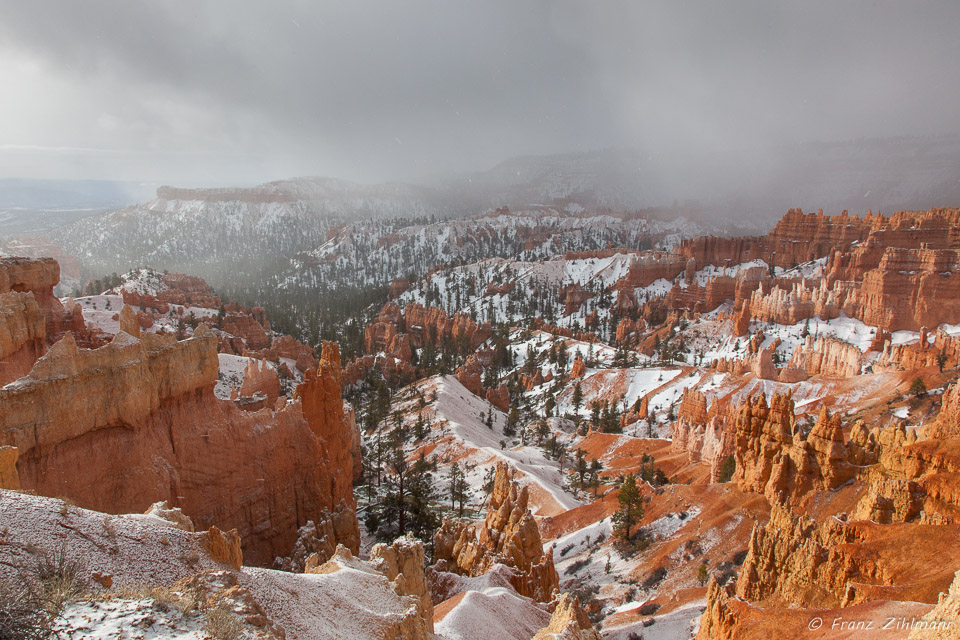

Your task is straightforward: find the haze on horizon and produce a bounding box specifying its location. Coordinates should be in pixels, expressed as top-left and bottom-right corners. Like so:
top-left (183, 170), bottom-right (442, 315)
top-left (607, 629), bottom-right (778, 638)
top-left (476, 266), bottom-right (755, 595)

top-left (1, 1), bottom-right (959, 187)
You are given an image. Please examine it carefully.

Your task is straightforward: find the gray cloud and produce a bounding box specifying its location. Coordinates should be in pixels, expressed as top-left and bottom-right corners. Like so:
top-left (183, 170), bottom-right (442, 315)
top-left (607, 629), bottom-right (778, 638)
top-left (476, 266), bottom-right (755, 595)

top-left (0, 1), bottom-right (958, 184)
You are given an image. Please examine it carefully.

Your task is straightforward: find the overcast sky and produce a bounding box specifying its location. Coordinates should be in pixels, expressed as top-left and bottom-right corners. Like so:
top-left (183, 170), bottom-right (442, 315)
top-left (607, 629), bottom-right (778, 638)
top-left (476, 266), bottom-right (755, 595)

top-left (1, 1), bottom-right (958, 185)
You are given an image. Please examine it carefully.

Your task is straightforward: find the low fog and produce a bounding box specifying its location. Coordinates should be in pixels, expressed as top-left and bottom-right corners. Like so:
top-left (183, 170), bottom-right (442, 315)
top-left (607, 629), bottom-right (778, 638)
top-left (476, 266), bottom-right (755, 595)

top-left (1, 1), bottom-right (959, 191)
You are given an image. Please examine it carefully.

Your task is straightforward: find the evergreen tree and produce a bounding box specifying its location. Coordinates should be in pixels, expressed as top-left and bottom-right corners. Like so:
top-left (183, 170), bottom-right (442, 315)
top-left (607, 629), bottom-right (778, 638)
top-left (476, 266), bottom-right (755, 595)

top-left (407, 452), bottom-right (440, 541)
top-left (698, 562), bottom-right (709, 587)
top-left (613, 473), bottom-right (644, 541)
top-left (910, 377), bottom-right (927, 398)
top-left (448, 462), bottom-right (471, 517)
top-left (573, 449), bottom-right (588, 488)
top-left (717, 455), bottom-right (736, 483)
top-left (588, 459), bottom-right (603, 496)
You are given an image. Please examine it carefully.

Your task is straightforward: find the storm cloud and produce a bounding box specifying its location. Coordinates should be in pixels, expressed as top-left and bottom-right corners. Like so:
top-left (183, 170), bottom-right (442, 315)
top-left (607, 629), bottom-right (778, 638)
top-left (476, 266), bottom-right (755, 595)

top-left (0, 1), bottom-right (958, 184)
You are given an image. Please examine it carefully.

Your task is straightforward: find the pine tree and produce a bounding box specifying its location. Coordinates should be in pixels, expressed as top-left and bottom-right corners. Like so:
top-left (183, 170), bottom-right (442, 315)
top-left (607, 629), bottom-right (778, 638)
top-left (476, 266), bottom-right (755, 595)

top-left (613, 473), bottom-right (644, 541)
top-left (536, 420), bottom-right (550, 444)
top-left (573, 449), bottom-right (588, 488)
top-left (572, 382), bottom-right (583, 415)
top-left (698, 562), bottom-right (709, 586)
top-left (407, 452), bottom-right (439, 541)
top-left (588, 459), bottom-right (603, 496)
top-left (910, 377), bottom-right (927, 398)
top-left (448, 462), bottom-right (471, 518)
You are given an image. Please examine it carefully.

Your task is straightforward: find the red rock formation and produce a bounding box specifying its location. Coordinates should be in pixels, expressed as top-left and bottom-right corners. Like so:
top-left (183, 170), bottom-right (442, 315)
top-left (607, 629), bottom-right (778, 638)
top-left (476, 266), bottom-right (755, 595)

top-left (874, 328), bottom-right (960, 371)
top-left (222, 313), bottom-right (269, 350)
top-left (619, 252), bottom-right (688, 288)
top-left (296, 342), bottom-right (362, 507)
top-left (735, 502), bottom-right (960, 608)
top-left (364, 303), bottom-right (490, 369)
top-left (849, 414), bottom-right (960, 525)
top-left (733, 395), bottom-right (855, 505)
top-left (788, 335), bottom-right (863, 378)
top-left (122, 289), bottom-right (170, 314)
top-left (931, 383), bottom-right (960, 440)
top-left (485, 383), bottom-right (510, 412)
top-left (907, 570), bottom-right (960, 639)
top-left (433, 462), bottom-right (559, 602)
top-left (0, 257), bottom-right (95, 384)
top-left (370, 536), bottom-right (434, 634)
top-left (389, 278), bottom-right (410, 299)
top-left (732, 303), bottom-right (751, 337)
top-left (0, 291), bottom-right (46, 386)
top-left (531, 593), bottom-right (602, 640)
top-left (570, 353), bottom-right (586, 378)
top-left (237, 358), bottom-right (281, 409)
top-left (1, 256), bottom-right (86, 347)
top-left (677, 387), bottom-right (709, 425)
top-left (615, 317), bottom-right (639, 343)
top-left (671, 208), bottom-right (960, 334)
top-left (0, 327), bottom-right (359, 565)
top-left (158, 272), bottom-right (222, 309)
top-left (745, 281), bottom-right (818, 325)
top-left (671, 389), bottom-right (735, 482)
top-left (559, 283), bottom-right (594, 315)
top-left (204, 526), bottom-right (244, 570)
top-left (0, 446), bottom-right (18, 490)
top-left (247, 334), bottom-right (318, 374)
top-left (677, 235), bottom-right (760, 271)
top-left (855, 247), bottom-right (960, 331)
top-left (762, 208), bottom-right (874, 267)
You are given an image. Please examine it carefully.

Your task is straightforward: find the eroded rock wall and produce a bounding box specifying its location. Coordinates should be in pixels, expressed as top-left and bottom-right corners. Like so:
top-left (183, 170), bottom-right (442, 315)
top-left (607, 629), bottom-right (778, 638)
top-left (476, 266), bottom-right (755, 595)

top-left (433, 462), bottom-right (559, 602)
top-left (0, 327), bottom-right (359, 565)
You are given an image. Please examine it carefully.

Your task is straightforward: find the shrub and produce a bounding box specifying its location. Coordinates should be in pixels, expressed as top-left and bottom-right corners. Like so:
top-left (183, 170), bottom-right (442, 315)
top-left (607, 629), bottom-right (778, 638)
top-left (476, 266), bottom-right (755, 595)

top-left (34, 543), bottom-right (84, 612)
top-left (203, 603), bottom-right (244, 640)
top-left (717, 455), bottom-right (736, 483)
top-left (565, 558), bottom-right (591, 575)
top-left (0, 579), bottom-right (55, 640)
top-left (637, 602), bottom-right (661, 616)
top-left (641, 566), bottom-right (667, 590)
top-left (909, 377), bottom-right (927, 398)
top-left (150, 586), bottom-right (197, 614)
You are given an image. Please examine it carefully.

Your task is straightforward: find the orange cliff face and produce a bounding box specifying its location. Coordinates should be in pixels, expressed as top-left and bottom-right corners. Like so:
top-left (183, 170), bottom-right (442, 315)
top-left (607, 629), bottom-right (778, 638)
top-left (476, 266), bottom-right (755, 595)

top-left (661, 207), bottom-right (960, 334)
top-left (0, 323), bottom-right (360, 566)
top-left (433, 462), bottom-right (559, 602)
top-left (296, 341), bottom-right (362, 514)
top-left (732, 394), bottom-right (858, 505)
top-left (0, 257), bottom-right (86, 385)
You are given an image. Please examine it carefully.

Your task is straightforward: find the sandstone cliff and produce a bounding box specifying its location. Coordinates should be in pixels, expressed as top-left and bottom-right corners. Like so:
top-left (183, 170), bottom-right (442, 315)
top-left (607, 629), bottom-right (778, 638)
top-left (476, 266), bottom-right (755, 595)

top-left (0, 326), bottom-right (359, 565)
top-left (733, 395), bottom-right (855, 504)
top-left (670, 389), bottom-right (735, 482)
top-left (908, 570), bottom-right (960, 640)
top-left (736, 502), bottom-right (960, 608)
top-left (0, 446), bottom-right (18, 490)
top-left (369, 535), bottom-right (435, 634)
top-left (0, 291), bottom-right (46, 385)
top-left (531, 593), bottom-right (602, 640)
top-left (433, 462), bottom-right (559, 602)
top-left (788, 335), bottom-right (863, 378)
top-left (0, 256), bottom-right (85, 383)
